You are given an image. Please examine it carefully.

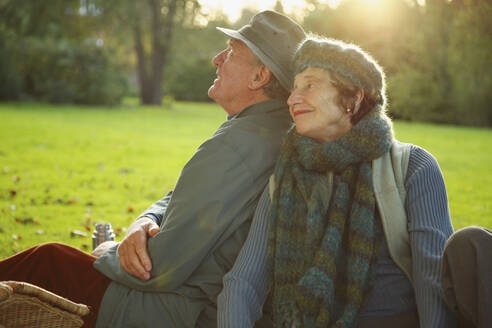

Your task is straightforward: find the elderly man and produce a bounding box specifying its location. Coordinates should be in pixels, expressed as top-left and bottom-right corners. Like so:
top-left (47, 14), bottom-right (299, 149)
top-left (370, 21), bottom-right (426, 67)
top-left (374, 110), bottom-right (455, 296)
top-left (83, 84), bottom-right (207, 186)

top-left (0, 10), bottom-right (305, 328)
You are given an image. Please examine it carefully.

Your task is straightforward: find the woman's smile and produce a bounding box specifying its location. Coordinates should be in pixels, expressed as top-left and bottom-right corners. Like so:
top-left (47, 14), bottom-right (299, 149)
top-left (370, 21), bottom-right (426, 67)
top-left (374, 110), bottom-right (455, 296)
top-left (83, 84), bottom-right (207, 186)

top-left (292, 109), bottom-right (313, 117)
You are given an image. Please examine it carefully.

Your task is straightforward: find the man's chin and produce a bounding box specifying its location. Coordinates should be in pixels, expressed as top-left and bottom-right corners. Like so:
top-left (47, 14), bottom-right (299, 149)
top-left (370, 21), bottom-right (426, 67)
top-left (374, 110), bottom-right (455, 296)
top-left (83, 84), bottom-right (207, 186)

top-left (207, 86), bottom-right (218, 102)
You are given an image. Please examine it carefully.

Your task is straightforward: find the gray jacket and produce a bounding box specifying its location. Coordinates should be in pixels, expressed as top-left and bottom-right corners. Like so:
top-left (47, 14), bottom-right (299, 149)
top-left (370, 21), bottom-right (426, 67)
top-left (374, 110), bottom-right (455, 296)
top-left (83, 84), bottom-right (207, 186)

top-left (94, 99), bottom-right (291, 327)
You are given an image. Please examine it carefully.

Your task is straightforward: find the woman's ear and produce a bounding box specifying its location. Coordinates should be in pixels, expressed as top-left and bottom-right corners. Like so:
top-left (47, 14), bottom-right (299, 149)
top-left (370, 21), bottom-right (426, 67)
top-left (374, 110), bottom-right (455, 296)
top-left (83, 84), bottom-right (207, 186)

top-left (249, 65), bottom-right (272, 90)
top-left (351, 89), bottom-right (365, 116)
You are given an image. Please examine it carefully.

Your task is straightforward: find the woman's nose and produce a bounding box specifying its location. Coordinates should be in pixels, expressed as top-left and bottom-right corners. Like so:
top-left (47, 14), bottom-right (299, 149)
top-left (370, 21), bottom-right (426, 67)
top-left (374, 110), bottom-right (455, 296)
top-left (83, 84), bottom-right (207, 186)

top-left (287, 90), bottom-right (300, 107)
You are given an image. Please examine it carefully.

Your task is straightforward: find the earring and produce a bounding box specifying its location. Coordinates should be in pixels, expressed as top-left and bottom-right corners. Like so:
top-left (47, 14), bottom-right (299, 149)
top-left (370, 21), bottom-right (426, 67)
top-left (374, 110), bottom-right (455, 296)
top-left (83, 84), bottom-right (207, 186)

top-left (346, 108), bottom-right (351, 113)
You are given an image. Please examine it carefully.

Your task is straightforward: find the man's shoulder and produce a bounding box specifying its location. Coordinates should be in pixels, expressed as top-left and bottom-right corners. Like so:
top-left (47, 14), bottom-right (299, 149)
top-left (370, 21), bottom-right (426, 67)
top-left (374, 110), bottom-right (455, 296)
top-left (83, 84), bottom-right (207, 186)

top-left (221, 102), bottom-right (291, 141)
top-left (188, 102), bottom-right (290, 173)
top-left (220, 111), bottom-right (290, 153)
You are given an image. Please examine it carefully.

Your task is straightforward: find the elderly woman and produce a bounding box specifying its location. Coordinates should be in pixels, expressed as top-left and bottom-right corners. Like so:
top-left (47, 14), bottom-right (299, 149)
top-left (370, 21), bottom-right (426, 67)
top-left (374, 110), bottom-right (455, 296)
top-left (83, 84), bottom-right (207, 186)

top-left (218, 37), bottom-right (456, 328)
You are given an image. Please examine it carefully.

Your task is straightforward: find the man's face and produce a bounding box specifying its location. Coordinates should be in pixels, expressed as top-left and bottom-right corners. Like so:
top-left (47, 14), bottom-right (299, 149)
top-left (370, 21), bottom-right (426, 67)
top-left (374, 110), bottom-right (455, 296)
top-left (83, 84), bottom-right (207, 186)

top-left (208, 39), bottom-right (260, 114)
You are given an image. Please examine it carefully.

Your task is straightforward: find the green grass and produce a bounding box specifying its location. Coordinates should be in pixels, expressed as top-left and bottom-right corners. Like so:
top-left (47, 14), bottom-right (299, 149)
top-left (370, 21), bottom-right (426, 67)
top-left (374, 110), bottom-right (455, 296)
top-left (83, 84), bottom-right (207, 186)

top-left (394, 121), bottom-right (492, 229)
top-left (0, 102), bottom-right (491, 258)
top-left (0, 101), bottom-right (224, 258)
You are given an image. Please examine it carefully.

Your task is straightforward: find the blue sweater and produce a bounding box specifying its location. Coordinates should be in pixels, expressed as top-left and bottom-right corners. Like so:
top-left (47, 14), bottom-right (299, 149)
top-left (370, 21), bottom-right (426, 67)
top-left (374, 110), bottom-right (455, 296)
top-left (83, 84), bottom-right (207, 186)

top-left (218, 145), bottom-right (457, 328)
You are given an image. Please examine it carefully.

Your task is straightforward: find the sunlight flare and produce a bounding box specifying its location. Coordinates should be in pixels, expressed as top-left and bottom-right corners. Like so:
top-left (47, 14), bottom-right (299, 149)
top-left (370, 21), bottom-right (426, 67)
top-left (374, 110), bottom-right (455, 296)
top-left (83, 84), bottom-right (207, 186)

top-left (199, 0), bottom-right (392, 23)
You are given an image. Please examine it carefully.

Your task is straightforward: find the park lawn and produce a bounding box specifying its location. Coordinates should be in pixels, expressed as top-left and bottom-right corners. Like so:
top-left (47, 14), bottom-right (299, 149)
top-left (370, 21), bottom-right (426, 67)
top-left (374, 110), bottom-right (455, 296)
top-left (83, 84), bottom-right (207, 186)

top-left (0, 101), bottom-right (491, 258)
top-left (0, 101), bottom-right (225, 258)
top-left (395, 121), bottom-right (492, 230)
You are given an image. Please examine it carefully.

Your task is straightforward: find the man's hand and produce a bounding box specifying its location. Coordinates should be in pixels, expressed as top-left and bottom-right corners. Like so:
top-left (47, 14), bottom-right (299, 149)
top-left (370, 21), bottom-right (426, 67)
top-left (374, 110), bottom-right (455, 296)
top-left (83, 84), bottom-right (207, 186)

top-left (118, 216), bottom-right (160, 280)
top-left (91, 240), bottom-right (118, 258)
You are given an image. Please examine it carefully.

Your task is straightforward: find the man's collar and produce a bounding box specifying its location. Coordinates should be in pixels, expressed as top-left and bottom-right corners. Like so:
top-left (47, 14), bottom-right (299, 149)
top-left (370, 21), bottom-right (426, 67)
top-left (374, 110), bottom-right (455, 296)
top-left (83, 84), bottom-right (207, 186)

top-left (229, 99), bottom-right (287, 120)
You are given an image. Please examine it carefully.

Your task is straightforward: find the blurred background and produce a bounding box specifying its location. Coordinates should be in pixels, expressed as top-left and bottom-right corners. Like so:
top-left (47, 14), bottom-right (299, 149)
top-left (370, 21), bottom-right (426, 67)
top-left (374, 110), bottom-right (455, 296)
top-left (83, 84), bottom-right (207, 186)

top-left (1, 0), bottom-right (491, 126)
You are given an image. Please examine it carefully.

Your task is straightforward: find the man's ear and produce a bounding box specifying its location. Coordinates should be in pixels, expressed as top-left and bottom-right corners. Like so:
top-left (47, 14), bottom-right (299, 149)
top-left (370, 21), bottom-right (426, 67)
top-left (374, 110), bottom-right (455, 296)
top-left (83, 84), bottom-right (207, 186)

top-left (352, 89), bottom-right (365, 116)
top-left (249, 65), bottom-right (272, 90)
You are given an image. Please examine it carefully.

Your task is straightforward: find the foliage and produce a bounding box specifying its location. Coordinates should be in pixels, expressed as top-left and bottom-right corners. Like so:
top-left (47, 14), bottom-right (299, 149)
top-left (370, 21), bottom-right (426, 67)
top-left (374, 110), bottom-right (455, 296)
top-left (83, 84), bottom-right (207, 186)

top-left (163, 22), bottom-right (229, 101)
top-left (0, 32), bottom-right (21, 100)
top-left (0, 102), bottom-right (491, 258)
top-left (303, 0), bottom-right (492, 126)
top-left (389, 0), bottom-right (492, 126)
top-left (14, 38), bottom-right (127, 105)
top-left (0, 0), bottom-right (128, 105)
top-left (446, 0), bottom-right (492, 126)
top-left (0, 0), bottom-right (93, 40)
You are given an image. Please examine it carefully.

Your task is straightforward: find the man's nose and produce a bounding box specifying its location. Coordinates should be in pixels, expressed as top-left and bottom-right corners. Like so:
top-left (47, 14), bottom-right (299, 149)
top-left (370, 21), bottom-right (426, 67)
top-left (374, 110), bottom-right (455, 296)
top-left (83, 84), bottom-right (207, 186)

top-left (212, 49), bottom-right (226, 66)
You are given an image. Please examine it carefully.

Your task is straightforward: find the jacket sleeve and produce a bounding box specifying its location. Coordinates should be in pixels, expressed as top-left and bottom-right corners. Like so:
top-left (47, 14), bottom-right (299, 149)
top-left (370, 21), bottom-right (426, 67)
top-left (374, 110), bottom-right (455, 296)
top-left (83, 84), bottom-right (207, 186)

top-left (94, 134), bottom-right (256, 292)
top-left (405, 146), bottom-right (457, 328)
top-left (218, 185), bottom-right (271, 328)
top-left (138, 190), bottom-right (173, 226)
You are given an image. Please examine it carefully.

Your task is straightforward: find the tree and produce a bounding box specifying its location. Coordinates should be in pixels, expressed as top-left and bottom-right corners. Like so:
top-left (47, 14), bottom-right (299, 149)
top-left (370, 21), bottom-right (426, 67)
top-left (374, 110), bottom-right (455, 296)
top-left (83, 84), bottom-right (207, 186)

top-left (389, 0), bottom-right (492, 125)
top-left (303, 0), bottom-right (492, 126)
top-left (0, 0), bottom-right (93, 40)
top-left (163, 18), bottom-right (229, 102)
top-left (97, 0), bottom-right (200, 105)
top-left (0, 0), bottom-right (128, 105)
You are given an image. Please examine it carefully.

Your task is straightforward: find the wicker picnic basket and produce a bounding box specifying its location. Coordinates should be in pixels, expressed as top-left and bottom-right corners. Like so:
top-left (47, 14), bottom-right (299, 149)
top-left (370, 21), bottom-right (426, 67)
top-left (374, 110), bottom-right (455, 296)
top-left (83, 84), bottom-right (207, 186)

top-left (0, 281), bottom-right (89, 328)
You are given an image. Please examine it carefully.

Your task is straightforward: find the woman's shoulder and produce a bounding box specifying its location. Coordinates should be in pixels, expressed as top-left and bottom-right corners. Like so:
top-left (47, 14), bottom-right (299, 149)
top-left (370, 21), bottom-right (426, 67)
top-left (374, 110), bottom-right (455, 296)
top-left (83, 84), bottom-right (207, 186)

top-left (405, 143), bottom-right (443, 184)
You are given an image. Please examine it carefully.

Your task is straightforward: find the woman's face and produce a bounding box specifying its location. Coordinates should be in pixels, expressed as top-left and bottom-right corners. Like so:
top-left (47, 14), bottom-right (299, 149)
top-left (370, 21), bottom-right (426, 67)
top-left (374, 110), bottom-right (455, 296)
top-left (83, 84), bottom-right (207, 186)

top-left (288, 67), bottom-right (353, 143)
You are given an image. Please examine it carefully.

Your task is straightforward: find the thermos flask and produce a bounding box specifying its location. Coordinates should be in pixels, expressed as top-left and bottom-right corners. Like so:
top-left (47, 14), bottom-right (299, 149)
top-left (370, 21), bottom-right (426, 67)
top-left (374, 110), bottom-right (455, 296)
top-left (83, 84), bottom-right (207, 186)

top-left (92, 223), bottom-right (115, 250)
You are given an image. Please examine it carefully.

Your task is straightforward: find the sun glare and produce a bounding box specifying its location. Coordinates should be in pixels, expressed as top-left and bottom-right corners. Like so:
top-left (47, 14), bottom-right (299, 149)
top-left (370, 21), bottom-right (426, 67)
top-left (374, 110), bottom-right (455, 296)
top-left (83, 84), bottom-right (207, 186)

top-left (199, 0), bottom-right (390, 23)
top-left (361, 0), bottom-right (382, 4)
top-left (327, 0), bottom-right (343, 8)
top-left (199, 0), bottom-right (342, 23)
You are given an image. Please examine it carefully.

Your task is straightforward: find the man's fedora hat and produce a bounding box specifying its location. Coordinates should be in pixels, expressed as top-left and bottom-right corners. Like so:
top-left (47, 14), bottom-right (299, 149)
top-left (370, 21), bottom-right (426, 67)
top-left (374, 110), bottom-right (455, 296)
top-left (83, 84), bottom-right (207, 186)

top-left (217, 10), bottom-right (306, 90)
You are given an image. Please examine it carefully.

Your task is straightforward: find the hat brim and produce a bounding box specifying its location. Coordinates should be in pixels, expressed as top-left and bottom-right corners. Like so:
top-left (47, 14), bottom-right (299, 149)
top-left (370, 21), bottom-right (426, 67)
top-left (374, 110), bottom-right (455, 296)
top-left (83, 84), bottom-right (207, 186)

top-left (216, 27), bottom-right (291, 90)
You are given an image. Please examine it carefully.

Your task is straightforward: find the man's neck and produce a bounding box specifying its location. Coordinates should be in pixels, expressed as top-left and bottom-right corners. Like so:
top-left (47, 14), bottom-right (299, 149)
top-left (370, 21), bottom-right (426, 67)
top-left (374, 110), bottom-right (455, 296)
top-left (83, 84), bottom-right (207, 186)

top-left (223, 94), bottom-right (271, 116)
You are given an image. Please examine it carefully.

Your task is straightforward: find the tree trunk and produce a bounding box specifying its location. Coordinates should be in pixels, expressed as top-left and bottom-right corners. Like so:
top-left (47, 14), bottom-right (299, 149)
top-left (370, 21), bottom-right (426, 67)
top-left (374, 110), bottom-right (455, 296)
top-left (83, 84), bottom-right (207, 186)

top-left (133, 0), bottom-right (179, 106)
top-left (133, 23), bottom-right (153, 105)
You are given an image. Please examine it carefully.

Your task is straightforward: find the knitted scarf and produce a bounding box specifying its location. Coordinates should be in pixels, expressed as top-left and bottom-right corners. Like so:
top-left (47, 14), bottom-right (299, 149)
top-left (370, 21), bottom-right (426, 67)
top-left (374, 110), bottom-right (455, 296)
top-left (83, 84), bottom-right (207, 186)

top-left (268, 108), bottom-right (393, 328)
